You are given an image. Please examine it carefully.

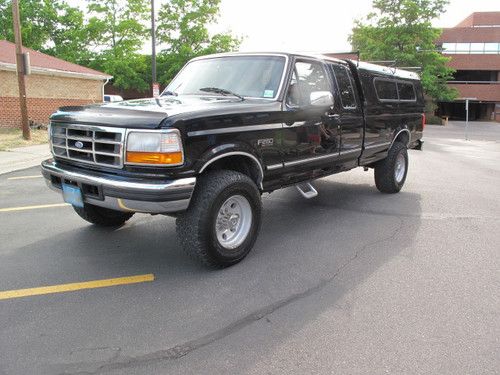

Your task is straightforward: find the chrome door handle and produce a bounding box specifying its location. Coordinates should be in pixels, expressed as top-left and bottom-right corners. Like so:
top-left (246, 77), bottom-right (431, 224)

top-left (326, 114), bottom-right (341, 126)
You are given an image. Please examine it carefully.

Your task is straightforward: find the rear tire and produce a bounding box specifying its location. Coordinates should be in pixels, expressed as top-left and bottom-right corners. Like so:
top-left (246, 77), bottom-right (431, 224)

top-left (73, 203), bottom-right (134, 227)
top-left (374, 142), bottom-right (408, 194)
top-left (176, 170), bottom-right (262, 268)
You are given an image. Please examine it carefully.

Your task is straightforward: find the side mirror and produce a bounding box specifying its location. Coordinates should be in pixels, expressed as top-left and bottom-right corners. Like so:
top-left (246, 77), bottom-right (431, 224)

top-left (310, 91), bottom-right (334, 107)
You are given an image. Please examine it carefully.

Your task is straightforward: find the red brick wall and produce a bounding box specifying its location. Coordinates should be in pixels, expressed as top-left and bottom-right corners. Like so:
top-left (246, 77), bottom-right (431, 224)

top-left (105, 83), bottom-right (149, 100)
top-left (437, 27), bottom-right (500, 43)
top-left (0, 97), bottom-right (92, 129)
top-left (0, 70), bottom-right (104, 128)
top-left (444, 54), bottom-right (500, 70)
top-left (450, 84), bottom-right (500, 102)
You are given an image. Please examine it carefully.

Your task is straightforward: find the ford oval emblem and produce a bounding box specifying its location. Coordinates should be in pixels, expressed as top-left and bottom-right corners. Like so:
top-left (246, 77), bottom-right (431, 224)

top-left (75, 141), bottom-right (84, 149)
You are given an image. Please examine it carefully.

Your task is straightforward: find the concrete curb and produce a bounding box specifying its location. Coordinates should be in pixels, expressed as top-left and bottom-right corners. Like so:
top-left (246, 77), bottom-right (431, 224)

top-left (0, 144), bottom-right (51, 175)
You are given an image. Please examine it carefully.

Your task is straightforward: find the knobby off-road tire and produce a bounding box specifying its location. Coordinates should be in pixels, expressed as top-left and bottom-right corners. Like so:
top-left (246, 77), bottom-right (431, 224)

top-left (374, 141), bottom-right (408, 194)
top-left (73, 203), bottom-right (134, 227)
top-left (176, 170), bottom-right (262, 268)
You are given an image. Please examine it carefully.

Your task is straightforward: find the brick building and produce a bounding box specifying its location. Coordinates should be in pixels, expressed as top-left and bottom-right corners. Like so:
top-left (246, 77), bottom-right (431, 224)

top-left (0, 40), bottom-right (112, 128)
top-left (436, 12), bottom-right (500, 122)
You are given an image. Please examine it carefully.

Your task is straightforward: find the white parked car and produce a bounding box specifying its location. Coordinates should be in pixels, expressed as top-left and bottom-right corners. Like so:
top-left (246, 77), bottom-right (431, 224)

top-left (103, 95), bottom-right (124, 103)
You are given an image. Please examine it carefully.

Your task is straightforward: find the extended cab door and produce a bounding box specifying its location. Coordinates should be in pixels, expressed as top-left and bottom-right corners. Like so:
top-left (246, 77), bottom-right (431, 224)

top-left (328, 63), bottom-right (364, 157)
top-left (280, 59), bottom-right (340, 173)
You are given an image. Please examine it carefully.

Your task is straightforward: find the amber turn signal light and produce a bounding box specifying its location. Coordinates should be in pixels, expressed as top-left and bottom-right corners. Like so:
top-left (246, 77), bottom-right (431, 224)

top-left (126, 151), bottom-right (183, 165)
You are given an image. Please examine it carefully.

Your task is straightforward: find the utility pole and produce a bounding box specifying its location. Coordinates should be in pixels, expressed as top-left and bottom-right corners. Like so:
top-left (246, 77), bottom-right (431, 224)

top-left (12, 0), bottom-right (30, 140)
top-left (151, 0), bottom-right (158, 97)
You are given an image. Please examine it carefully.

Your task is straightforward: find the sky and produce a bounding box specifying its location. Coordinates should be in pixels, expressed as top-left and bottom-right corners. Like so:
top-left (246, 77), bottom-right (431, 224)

top-left (68, 0), bottom-right (499, 54)
top-left (213, 0), bottom-right (499, 53)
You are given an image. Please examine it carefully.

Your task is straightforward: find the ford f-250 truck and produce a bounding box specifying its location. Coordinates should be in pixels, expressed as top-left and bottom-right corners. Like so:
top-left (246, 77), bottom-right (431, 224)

top-left (41, 52), bottom-right (424, 268)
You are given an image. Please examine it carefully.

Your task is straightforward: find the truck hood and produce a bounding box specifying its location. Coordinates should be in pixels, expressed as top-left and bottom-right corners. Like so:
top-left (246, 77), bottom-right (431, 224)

top-left (50, 95), bottom-right (281, 129)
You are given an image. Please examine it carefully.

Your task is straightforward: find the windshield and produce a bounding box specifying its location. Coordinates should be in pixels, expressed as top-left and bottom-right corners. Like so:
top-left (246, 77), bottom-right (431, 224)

top-left (164, 55), bottom-right (286, 99)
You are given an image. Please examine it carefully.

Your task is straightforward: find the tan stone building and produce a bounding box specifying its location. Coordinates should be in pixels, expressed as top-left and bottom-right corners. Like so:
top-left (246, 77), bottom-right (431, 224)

top-left (0, 40), bottom-right (112, 128)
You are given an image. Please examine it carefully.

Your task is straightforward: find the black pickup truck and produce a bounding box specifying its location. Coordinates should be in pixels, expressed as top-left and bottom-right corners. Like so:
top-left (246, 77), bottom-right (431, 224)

top-left (42, 52), bottom-right (424, 268)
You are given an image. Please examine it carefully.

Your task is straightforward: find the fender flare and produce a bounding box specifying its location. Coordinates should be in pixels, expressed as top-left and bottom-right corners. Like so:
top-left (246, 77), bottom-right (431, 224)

top-left (390, 128), bottom-right (411, 149)
top-left (198, 150), bottom-right (264, 190)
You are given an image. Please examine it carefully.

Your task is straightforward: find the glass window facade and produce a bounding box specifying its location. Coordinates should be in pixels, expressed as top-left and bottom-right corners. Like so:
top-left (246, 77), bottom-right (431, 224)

top-left (441, 42), bottom-right (500, 54)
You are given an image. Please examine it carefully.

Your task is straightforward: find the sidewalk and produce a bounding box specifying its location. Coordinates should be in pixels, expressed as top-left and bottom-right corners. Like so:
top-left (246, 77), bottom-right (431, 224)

top-left (0, 143), bottom-right (51, 175)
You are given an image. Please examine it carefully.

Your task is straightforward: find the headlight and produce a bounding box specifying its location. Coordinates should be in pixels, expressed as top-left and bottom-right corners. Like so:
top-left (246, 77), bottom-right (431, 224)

top-left (125, 130), bottom-right (183, 166)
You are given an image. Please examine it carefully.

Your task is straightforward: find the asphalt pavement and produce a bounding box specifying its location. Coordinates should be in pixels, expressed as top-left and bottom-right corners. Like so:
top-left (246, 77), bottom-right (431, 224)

top-left (0, 122), bottom-right (499, 375)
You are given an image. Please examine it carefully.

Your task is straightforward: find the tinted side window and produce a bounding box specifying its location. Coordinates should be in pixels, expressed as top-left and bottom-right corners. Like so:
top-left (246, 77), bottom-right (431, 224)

top-left (374, 79), bottom-right (398, 101)
top-left (331, 64), bottom-right (357, 108)
top-left (398, 82), bottom-right (416, 101)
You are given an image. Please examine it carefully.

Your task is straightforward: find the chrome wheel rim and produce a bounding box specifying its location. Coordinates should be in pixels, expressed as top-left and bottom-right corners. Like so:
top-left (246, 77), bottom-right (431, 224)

top-left (215, 195), bottom-right (252, 250)
top-left (394, 152), bottom-right (406, 183)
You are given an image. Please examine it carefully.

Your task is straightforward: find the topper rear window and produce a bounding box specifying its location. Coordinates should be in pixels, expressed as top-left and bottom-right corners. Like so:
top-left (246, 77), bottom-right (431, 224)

top-left (373, 78), bottom-right (416, 102)
top-left (397, 82), bottom-right (416, 101)
top-left (374, 79), bottom-right (398, 101)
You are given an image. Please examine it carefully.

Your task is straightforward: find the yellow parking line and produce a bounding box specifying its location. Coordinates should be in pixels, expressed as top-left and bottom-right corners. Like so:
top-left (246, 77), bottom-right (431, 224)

top-left (0, 203), bottom-right (70, 212)
top-left (0, 274), bottom-right (155, 300)
top-left (7, 175), bottom-right (43, 180)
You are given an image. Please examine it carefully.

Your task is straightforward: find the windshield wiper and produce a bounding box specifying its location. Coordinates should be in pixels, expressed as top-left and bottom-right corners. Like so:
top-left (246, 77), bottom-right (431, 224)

top-left (199, 87), bottom-right (245, 101)
top-left (161, 90), bottom-right (178, 96)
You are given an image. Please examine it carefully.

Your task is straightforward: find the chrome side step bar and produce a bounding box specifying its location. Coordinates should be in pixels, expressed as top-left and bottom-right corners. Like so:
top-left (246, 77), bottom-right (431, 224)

top-left (296, 182), bottom-right (318, 199)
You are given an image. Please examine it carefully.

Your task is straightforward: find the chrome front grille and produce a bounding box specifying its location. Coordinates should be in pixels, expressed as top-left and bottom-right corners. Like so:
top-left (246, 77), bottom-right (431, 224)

top-left (50, 123), bottom-right (125, 169)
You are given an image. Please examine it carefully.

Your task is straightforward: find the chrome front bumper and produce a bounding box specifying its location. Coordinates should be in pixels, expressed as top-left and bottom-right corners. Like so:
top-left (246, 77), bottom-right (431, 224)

top-left (41, 159), bottom-right (196, 214)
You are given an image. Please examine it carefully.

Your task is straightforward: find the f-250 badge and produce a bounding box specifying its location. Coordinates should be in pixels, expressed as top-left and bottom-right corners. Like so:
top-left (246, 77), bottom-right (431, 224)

top-left (257, 138), bottom-right (274, 147)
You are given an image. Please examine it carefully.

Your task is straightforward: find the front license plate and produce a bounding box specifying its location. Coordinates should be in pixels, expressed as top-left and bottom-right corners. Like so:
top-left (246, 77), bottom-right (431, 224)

top-left (62, 183), bottom-right (84, 208)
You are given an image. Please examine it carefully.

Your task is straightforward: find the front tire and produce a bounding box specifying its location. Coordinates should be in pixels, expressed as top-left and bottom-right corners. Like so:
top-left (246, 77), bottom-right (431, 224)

top-left (374, 141), bottom-right (408, 193)
top-left (176, 170), bottom-right (262, 268)
top-left (73, 203), bottom-right (134, 227)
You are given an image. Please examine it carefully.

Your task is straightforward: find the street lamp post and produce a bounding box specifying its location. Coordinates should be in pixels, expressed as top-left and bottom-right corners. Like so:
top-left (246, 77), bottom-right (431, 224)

top-left (461, 97), bottom-right (477, 141)
top-left (465, 99), bottom-right (469, 140)
top-left (151, 0), bottom-right (157, 96)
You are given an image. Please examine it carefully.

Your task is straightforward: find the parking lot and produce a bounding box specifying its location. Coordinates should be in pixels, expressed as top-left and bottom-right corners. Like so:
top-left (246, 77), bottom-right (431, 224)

top-left (0, 122), bottom-right (499, 375)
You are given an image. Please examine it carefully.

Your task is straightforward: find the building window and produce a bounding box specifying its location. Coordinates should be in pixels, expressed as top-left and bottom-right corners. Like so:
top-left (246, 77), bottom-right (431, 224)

top-left (485, 43), bottom-right (500, 54)
top-left (456, 43), bottom-right (470, 53)
top-left (441, 42), bottom-right (500, 54)
top-left (470, 43), bottom-right (484, 54)
top-left (441, 42), bottom-right (455, 52)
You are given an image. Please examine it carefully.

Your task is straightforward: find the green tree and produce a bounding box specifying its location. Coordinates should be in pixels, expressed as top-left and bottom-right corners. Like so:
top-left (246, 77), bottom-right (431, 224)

top-left (0, 0), bottom-right (240, 94)
top-left (156, 0), bottom-right (240, 84)
top-left (350, 0), bottom-right (456, 101)
top-left (44, 2), bottom-right (95, 64)
top-left (85, 0), bottom-right (151, 91)
top-left (1, 0), bottom-right (53, 50)
top-left (0, 0), bottom-right (89, 63)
